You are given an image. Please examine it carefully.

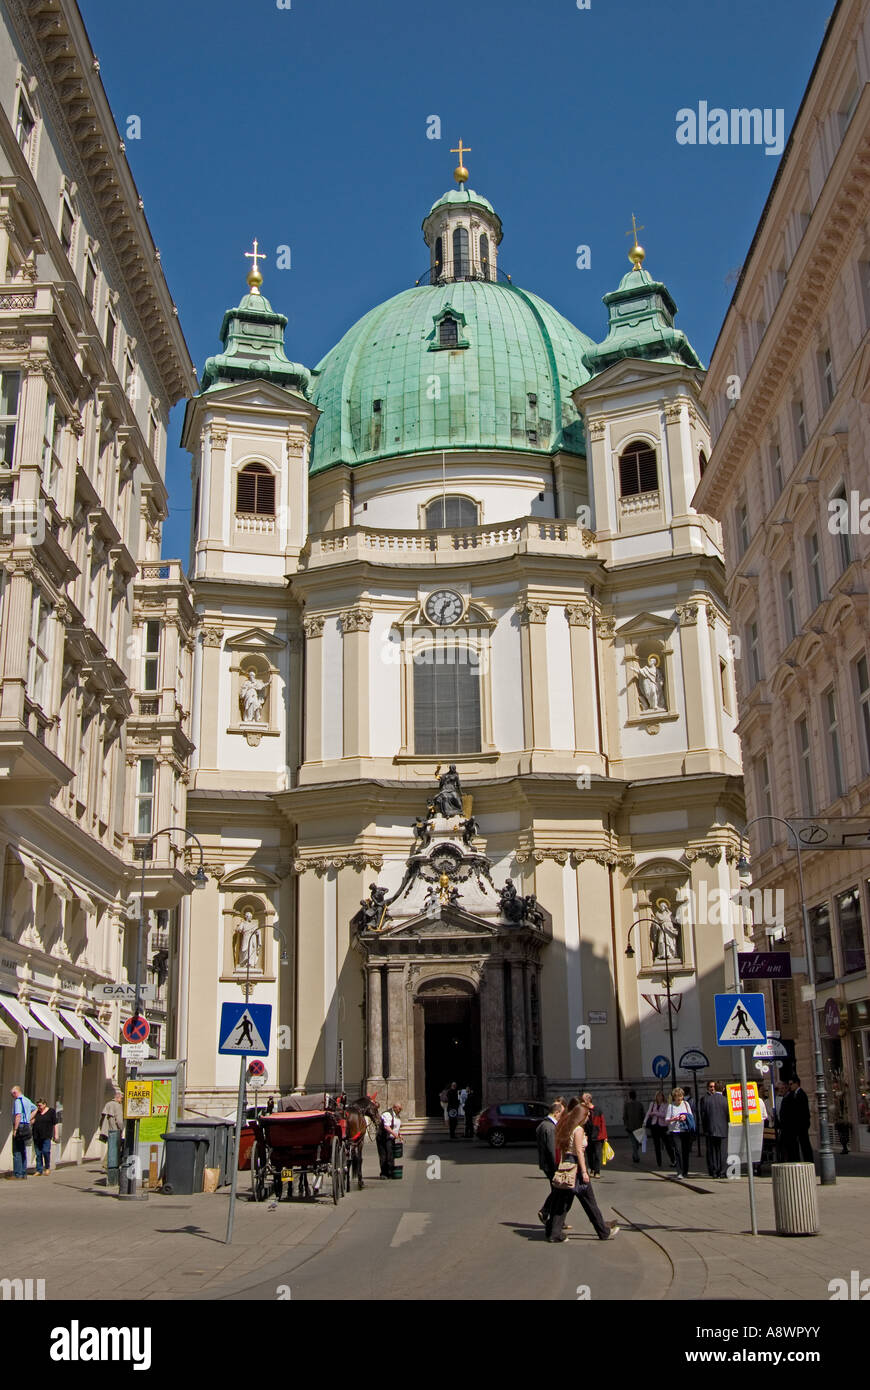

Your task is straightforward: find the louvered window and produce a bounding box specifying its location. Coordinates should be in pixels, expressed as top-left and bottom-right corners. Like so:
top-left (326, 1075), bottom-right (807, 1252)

top-left (236, 461), bottom-right (275, 515)
top-left (424, 495), bottom-right (477, 529)
top-left (618, 440), bottom-right (658, 496)
top-left (414, 644), bottom-right (481, 754)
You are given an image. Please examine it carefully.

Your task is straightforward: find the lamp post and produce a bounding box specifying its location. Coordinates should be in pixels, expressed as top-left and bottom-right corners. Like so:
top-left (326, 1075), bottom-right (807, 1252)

top-left (118, 826), bottom-right (207, 1201)
top-left (738, 814), bottom-right (836, 1186)
top-left (625, 917), bottom-right (679, 1086)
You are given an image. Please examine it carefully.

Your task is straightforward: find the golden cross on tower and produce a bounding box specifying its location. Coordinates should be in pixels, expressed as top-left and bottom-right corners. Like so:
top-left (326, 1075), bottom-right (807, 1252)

top-left (245, 238), bottom-right (265, 295)
top-left (625, 213), bottom-right (646, 270)
top-left (450, 139), bottom-right (471, 186)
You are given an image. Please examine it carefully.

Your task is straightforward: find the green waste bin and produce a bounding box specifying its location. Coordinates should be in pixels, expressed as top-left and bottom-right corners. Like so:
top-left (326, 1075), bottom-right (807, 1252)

top-left (162, 1130), bottom-right (210, 1195)
top-left (392, 1141), bottom-right (404, 1179)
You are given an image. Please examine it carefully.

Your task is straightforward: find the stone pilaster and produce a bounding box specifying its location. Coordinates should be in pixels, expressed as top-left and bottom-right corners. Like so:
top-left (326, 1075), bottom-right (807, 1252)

top-left (302, 616), bottom-right (324, 762)
top-left (340, 608), bottom-right (371, 758)
top-left (515, 598), bottom-right (550, 749)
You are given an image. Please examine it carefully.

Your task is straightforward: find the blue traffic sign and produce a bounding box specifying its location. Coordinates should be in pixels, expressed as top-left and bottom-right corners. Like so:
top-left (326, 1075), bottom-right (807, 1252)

top-left (652, 1054), bottom-right (671, 1079)
top-left (219, 1002), bottom-right (271, 1056)
top-left (715, 993), bottom-right (767, 1046)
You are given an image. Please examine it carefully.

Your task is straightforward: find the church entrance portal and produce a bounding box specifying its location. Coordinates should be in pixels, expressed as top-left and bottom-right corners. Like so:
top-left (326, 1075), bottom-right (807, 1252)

top-left (421, 992), bottom-right (481, 1118)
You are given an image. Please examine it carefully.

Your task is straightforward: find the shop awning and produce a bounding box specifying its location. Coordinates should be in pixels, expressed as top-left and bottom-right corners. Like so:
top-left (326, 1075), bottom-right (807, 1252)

top-left (0, 1018), bottom-right (16, 1048)
top-left (28, 1002), bottom-right (81, 1049)
top-left (58, 1009), bottom-right (107, 1053)
top-left (0, 993), bottom-right (52, 1042)
top-left (10, 846), bottom-right (44, 887)
top-left (65, 880), bottom-right (97, 913)
top-left (82, 1016), bottom-right (119, 1051)
top-left (38, 864), bottom-right (74, 901)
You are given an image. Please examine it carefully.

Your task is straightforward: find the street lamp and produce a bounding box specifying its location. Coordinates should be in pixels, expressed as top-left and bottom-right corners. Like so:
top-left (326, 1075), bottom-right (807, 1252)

top-left (625, 917), bottom-right (679, 1086)
top-left (738, 814), bottom-right (836, 1186)
top-left (118, 825), bottom-right (207, 1201)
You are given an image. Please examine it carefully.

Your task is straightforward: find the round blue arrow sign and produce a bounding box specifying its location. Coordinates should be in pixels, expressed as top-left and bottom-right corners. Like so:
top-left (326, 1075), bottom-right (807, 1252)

top-left (652, 1054), bottom-right (671, 1079)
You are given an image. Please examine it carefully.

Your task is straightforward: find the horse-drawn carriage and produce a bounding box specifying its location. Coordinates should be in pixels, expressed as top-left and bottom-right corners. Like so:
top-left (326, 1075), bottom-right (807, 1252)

top-left (248, 1094), bottom-right (377, 1204)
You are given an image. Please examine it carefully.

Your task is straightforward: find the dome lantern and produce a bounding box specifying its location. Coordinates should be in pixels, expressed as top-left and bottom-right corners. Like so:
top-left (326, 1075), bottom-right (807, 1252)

top-left (421, 144), bottom-right (504, 285)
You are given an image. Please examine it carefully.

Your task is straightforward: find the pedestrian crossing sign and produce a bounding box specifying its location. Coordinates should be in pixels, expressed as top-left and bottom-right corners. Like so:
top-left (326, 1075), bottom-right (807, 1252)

top-left (714, 993), bottom-right (767, 1046)
top-left (218, 1002), bottom-right (271, 1056)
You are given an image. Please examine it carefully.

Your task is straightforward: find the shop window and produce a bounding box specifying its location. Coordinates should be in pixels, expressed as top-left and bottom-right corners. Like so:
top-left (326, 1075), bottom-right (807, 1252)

top-left (836, 887), bottom-right (865, 975)
top-left (809, 902), bottom-right (835, 984)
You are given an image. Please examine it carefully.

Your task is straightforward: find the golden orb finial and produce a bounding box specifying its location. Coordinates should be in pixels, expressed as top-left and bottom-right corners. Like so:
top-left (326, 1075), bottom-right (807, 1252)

top-left (244, 238), bottom-right (265, 296)
top-left (450, 139), bottom-right (471, 186)
top-left (625, 213), bottom-right (646, 271)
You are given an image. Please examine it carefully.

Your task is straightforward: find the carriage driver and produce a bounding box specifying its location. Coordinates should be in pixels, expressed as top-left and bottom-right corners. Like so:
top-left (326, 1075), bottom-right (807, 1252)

top-left (377, 1103), bottom-right (402, 1179)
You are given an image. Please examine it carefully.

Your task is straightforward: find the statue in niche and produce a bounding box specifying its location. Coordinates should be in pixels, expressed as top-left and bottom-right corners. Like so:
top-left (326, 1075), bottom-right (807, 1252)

top-left (240, 668), bottom-right (270, 724)
top-left (650, 897), bottom-right (681, 962)
top-left (360, 884), bottom-right (389, 931)
top-left (637, 653), bottom-right (665, 711)
top-left (233, 909), bottom-right (262, 972)
top-left (433, 764), bottom-right (464, 818)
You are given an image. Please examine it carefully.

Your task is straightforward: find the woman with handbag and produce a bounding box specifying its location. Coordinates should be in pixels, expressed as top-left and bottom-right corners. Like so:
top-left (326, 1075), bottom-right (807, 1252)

top-left (665, 1087), bottom-right (694, 1178)
top-left (547, 1100), bottom-right (619, 1243)
top-left (644, 1090), bottom-right (673, 1168)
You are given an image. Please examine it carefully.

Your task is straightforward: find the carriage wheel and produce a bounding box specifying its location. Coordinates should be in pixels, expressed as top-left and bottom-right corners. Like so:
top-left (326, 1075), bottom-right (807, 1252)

top-left (250, 1142), bottom-right (267, 1203)
top-left (331, 1137), bottom-right (342, 1205)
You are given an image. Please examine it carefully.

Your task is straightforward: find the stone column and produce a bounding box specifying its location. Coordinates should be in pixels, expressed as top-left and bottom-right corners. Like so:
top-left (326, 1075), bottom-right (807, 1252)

top-left (565, 600), bottom-right (600, 761)
top-left (340, 608), bottom-right (371, 759)
top-left (302, 616), bottom-right (324, 763)
top-left (516, 599), bottom-right (550, 750)
top-left (511, 961), bottom-right (528, 1081)
top-left (385, 966), bottom-right (406, 1100)
top-left (366, 964), bottom-right (383, 1085)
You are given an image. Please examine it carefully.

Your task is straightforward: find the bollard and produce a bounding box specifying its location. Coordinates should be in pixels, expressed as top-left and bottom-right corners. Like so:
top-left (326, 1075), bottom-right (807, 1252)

top-left (771, 1163), bottom-right (819, 1235)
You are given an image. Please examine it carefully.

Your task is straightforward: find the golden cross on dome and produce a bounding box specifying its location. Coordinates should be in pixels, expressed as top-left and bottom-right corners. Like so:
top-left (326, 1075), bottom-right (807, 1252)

top-left (450, 139), bottom-right (471, 185)
top-left (625, 213), bottom-right (646, 270)
top-left (245, 238), bottom-right (265, 294)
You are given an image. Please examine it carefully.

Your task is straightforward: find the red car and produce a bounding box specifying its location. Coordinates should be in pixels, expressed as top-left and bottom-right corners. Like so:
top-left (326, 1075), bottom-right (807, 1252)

top-left (476, 1101), bottom-right (550, 1147)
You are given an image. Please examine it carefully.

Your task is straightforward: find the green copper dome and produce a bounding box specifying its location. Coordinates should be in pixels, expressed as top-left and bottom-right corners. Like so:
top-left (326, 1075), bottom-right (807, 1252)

top-left (308, 279), bottom-right (595, 475)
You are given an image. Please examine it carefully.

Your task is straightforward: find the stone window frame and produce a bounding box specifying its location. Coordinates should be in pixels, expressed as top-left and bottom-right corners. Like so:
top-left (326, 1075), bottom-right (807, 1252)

top-left (611, 428), bottom-right (665, 533)
top-left (428, 305), bottom-right (470, 352)
top-left (618, 612), bottom-right (679, 732)
top-left (225, 628), bottom-right (285, 748)
top-left (220, 889), bottom-right (277, 982)
top-left (629, 858), bottom-right (694, 976)
top-left (234, 455), bottom-right (278, 519)
top-left (13, 66), bottom-right (40, 172)
top-left (394, 599), bottom-right (498, 763)
top-left (418, 493), bottom-right (480, 530)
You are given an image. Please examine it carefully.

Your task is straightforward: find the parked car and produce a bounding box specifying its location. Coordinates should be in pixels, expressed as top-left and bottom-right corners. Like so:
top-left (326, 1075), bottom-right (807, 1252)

top-left (476, 1101), bottom-right (550, 1147)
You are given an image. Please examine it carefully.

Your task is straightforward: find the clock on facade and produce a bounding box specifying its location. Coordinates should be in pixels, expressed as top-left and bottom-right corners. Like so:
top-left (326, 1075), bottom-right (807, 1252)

top-left (424, 589), bottom-right (464, 625)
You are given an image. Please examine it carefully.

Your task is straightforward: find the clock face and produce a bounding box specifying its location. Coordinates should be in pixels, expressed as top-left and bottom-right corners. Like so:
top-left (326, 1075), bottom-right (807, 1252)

top-left (424, 589), bottom-right (464, 625)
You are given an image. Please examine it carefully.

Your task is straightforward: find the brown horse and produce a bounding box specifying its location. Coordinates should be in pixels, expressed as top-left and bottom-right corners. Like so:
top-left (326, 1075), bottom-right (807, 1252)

top-left (341, 1095), bottom-right (380, 1189)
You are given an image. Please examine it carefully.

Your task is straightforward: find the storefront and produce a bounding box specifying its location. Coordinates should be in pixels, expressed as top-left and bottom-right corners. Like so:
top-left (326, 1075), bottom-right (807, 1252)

top-left (818, 996), bottom-right (870, 1155)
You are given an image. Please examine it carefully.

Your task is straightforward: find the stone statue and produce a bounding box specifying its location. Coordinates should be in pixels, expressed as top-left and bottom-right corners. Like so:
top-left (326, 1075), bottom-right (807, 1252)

top-left (433, 764), bottom-right (463, 818)
top-left (233, 909), bottom-right (262, 972)
top-left (650, 898), bottom-right (681, 961)
top-left (462, 815), bottom-right (479, 846)
top-left (522, 893), bottom-right (545, 930)
top-left (637, 654), bottom-right (664, 711)
top-left (360, 883), bottom-right (388, 931)
top-left (412, 815), bottom-right (432, 848)
top-left (240, 669), bottom-right (270, 724)
top-left (498, 879), bottom-right (525, 924)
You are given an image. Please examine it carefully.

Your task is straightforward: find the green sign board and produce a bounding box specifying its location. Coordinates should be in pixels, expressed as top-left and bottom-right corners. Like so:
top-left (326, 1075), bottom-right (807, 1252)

top-left (138, 1078), bottom-right (172, 1142)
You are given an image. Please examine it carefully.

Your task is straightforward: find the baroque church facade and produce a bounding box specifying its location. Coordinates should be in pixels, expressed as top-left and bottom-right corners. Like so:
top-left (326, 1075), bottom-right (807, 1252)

top-left (181, 163), bottom-right (746, 1118)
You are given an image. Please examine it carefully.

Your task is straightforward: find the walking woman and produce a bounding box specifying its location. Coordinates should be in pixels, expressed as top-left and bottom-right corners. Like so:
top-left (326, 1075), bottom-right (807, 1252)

top-left (581, 1092), bottom-right (607, 1177)
top-left (644, 1090), bottom-right (673, 1168)
top-left (665, 1087), bottom-right (694, 1178)
top-left (547, 1100), bottom-right (619, 1243)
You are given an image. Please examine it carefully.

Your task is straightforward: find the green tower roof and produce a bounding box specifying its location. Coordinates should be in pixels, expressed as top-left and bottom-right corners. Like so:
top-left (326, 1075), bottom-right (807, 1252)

top-left (200, 286), bottom-right (311, 394)
top-left (425, 186), bottom-right (501, 231)
top-left (583, 263), bottom-right (704, 376)
top-left (308, 279), bottom-right (595, 475)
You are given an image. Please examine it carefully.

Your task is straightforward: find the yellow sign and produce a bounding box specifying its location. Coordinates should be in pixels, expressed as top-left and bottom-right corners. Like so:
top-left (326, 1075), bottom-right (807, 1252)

top-left (124, 1080), bottom-right (153, 1119)
top-left (726, 1081), bottom-right (763, 1124)
top-left (139, 1078), bottom-right (172, 1142)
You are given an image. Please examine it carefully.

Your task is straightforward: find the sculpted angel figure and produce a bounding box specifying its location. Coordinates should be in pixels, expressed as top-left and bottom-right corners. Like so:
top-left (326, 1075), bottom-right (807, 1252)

top-left (637, 653), bottom-right (664, 711)
top-left (240, 668), bottom-right (270, 724)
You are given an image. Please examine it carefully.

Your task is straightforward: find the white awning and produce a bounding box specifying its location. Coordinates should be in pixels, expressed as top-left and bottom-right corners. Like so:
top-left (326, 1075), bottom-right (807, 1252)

top-left (10, 846), bottom-right (44, 887)
top-left (65, 881), bottom-right (97, 912)
top-left (28, 1002), bottom-right (81, 1049)
top-left (82, 1016), bottom-right (119, 1051)
top-left (0, 1019), bottom-right (15, 1048)
top-left (0, 993), bottom-right (52, 1042)
top-left (38, 864), bottom-right (74, 902)
top-left (58, 1009), bottom-right (107, 1053)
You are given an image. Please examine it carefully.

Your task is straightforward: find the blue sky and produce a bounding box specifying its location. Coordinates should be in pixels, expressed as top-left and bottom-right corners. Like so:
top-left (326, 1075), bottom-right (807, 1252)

top-left (78, 0), bottom-right (830, 562)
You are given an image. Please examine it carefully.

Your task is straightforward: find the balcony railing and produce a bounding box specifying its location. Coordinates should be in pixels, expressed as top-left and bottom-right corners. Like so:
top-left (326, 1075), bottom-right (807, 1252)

top-left (414, 264), bottom-right (512, 287)
top-left (302, 517), bottom-right (596, 568)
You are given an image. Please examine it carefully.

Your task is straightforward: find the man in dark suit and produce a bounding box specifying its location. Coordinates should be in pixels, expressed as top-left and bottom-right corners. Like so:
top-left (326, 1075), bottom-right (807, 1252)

top-left (699, 1080), bottom-right (729, 1178)
top-left (779, 1076), bottom-right (813, 1162)
top-left (536, 1098), bottom-right (565, 1226)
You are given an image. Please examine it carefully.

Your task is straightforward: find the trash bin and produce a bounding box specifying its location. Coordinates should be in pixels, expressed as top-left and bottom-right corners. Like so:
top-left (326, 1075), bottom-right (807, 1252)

top-left (771, 1163), bottom-right (819, 1235)
top-left (175, 1119), bottom-right (234, 1187)
top-left (162, 1129), bottom-right (210, 1195)
top-left (392, 1140), bottom-right (404, 1180)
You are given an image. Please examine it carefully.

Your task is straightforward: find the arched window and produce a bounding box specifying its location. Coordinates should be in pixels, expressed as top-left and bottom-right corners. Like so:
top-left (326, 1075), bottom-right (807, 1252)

top-left (698, 448), bottom-right (708, 476)
top-left (414, 640), bottom-right (481, 754)
top-left (438, 316), bottom-right (459, 348)
top-left (452, 226), bottom-right (469, 278)
top-left (434, 236), bottom-right (443, 273)
top-left (236, 461), bottom-right (275, 515)
top-left (618, 440), bottom-right (658, 497)
top-left (479, 233), bottom-right (490, 279)
top-left (424, 495), bottom-right (477, 529)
